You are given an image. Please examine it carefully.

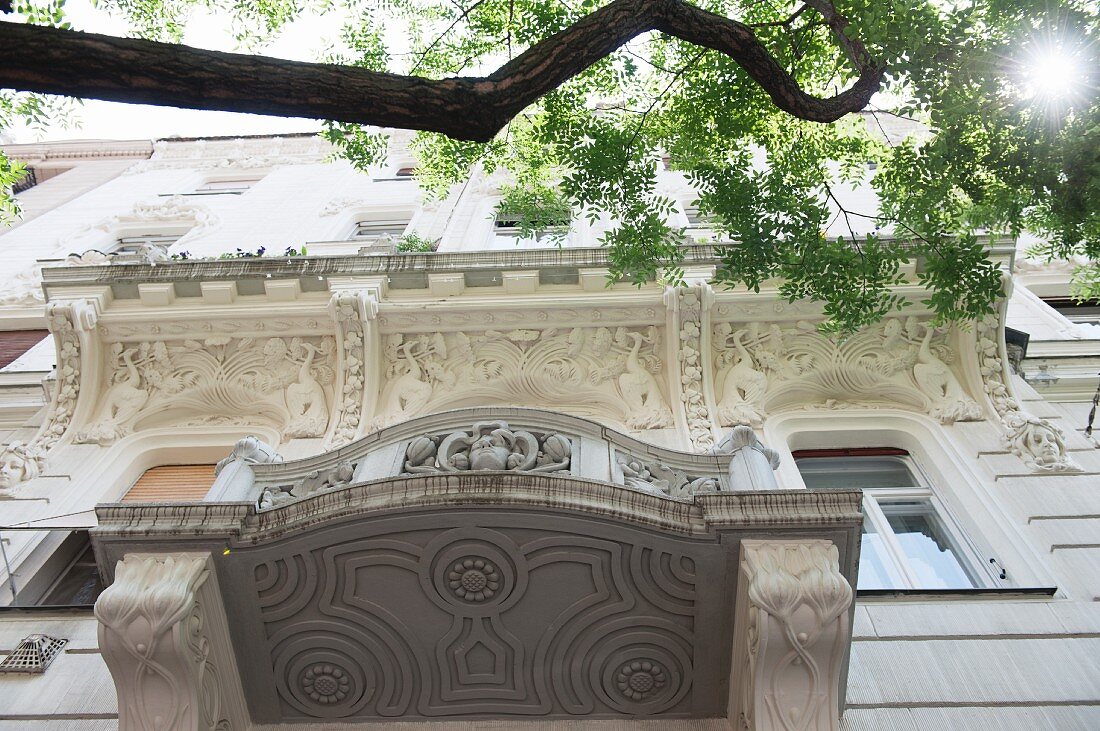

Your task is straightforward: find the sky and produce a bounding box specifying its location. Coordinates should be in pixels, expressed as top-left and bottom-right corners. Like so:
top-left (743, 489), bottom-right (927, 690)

top-left (5, 0), bottom-right (345, 142)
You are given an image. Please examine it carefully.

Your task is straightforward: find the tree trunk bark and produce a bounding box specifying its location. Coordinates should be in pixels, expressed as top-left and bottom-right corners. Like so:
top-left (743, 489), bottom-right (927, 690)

top-left (0, 0), bottom-right (883, 142)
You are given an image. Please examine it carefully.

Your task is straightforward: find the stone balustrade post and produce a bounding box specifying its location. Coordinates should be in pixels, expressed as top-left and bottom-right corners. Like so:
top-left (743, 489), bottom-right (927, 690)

top-left (713, 425), bottom-right (781, 491)
top-left (204, 435), bottom-right (283, 502)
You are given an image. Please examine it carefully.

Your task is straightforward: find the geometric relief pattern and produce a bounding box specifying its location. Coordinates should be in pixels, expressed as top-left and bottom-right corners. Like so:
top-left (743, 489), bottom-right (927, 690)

top-left (247, 519), bottom-right (708, 720)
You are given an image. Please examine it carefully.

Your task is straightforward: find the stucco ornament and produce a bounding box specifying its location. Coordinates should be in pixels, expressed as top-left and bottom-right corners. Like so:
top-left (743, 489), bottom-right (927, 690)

top-left (675, 286), bottom-right (717, 451)
top-left (1003, 412), bottom-right (1079, 472)
top-left (95, 553), bottom-right (247, 731)
top-left (76, 335), bottom-right (336, 444)
top-left (976, 316), bottom-right (1081, 473)
top-left (402, 420), bottom-right (571, 474)
top-left (327, 291), bottom-right (372, 448)
top-left (259, 459), bottom-right (355, 509)
top-left (713, 316), bottom-right (982, 424)
top-left (372, 327), bottom-right (673, 431)
top-left (63, 195), bottom-right (219, 252)
top-left (912, 323), bottom-right (984, 423)
top-left (714, 328), bottom-right (768, 427)
top-left (0, 301), bottom-right (93, 490)
top-left (616, 454), bottom-right (719, 498)
top-left (733, 540), bottom-right (853, 731)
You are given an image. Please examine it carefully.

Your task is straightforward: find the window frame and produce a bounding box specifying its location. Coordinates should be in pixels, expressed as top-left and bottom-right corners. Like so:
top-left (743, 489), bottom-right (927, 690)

top-left (348, 219), bottom-right (411, 241)
top-left (795, 448), bottom-right (993, 590)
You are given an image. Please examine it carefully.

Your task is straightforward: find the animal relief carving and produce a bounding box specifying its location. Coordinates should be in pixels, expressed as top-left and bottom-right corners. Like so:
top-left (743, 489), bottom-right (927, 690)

top-left (373, 327), bottom-right (673, 432)
top-left (402, 421), bottom-right (571, 474)
top-left (76, 335), bottom-right (336, 443)
top-left (713, 317), bottom-right (982, 423)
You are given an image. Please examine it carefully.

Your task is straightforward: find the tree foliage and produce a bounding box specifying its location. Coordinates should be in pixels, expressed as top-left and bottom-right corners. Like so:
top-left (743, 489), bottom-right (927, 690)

top-left (2, 0), bottom-right (1098, 332)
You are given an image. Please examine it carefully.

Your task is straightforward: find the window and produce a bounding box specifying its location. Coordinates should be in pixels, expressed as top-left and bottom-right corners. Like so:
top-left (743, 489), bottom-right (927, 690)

top-left (375, 166), bottom-right (417, 181)
top-left (492, 211), bottom-right (569, 248)
top-left (794, 447), bottom-right (985, 590)
top-left (113, 232), bottom-right (182, 255)
top-left (190, 177), bottom-right (262, 195)
top-left (37, 532), bottom-right (103, 606)
top-left (123, 464), bottom-right (216, 502)
top-left (0, 330), bottom-right (50, 368)
top-left (12, 166), bottom-right (70, 194)
top-left (349, 219), bottom-right (410, 241)
top-left (1041, 297), bottom-right (1100, 326)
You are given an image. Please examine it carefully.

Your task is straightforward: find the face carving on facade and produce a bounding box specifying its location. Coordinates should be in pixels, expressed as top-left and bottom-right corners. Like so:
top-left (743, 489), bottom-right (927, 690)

top-left (468, 429), bottom-right (516, 471)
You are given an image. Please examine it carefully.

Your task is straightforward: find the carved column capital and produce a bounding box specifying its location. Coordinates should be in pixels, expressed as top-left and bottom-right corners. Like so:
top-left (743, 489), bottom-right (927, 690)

top-left (731, 539), bottom-right (853, 731)
top-left (712, 426), bottom-right (781, 491)
top-left (95, 553), bottom-right (248, 731)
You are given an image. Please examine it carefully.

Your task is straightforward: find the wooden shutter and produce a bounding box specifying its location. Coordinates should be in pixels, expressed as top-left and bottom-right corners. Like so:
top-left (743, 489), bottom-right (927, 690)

top-left (122, 464), bottom-right (216, 502)
top-left (0, 330), bottom-right (50, 368)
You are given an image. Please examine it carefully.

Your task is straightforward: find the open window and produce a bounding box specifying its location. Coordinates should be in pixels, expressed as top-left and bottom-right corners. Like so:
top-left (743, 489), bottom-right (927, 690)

top-left (794, 447), bottom-right (987, 590)
top-left (491, 210), bottom-right (569, 248)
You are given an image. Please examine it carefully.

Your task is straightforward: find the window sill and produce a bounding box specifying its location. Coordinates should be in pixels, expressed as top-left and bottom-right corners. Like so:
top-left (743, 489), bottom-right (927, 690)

top-left (857, 586), bottom-right (1057, 601)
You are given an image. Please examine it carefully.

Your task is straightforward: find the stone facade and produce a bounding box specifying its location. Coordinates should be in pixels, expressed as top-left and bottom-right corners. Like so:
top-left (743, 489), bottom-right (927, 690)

top-left (0, 134), bottom-right (1098, 730)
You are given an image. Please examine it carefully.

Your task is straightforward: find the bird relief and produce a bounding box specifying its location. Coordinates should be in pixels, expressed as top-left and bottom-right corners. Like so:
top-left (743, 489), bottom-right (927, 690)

top-left (372, 327), bottom-right (674, 431)
top-left (712, 317), bottom-right (983, 423)
top-left (75, 336), bottom-right (336, 443)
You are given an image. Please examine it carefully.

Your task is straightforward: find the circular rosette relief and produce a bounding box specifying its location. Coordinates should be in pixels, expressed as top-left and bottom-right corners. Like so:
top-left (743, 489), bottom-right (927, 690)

top-left (420, 529), bottom-right (528, 616)
top-left (272, 635), bottom-right (375, 718)
top-left (590, 629), bottom-right (692, 715)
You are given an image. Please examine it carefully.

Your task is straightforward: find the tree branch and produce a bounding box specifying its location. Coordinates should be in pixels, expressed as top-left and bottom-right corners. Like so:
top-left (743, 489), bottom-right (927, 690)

top-left (0, 0), bottom-right (883, 143)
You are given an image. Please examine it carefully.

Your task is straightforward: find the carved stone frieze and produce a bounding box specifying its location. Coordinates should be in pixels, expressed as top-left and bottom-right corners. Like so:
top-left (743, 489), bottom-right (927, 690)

top-left (0, 301), bottom-right (96, 490)
top-left (732, 540), bottom-right (853, 731)
top-left (403, 420), bottom-right (571, 474)
top-left (674, 286), bottom-right (717, 451)
top-left (75, 335), bottom-right (336, 444)
top-left (95, 553), bottom-right (247, 731)
top-left (976, 316), bottom-right (1080, 472)
top-left (259, 460), bottom-right (356, 509)
top-left (615, 453), bottom-right (718, 498)
top-left (713, 317), bottom-right (983, 424)
top-left (371, 326), bottom-right (673, 432)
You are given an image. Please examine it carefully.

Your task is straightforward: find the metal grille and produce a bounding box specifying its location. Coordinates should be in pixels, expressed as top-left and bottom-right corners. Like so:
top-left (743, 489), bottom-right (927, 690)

top-left (0, 634), bottom-right (68, 674)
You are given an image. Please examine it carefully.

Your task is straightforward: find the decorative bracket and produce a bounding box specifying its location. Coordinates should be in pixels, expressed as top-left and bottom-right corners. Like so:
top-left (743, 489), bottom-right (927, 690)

top-left (731, 539), bottom-right (853, 731)
top-left (0, 298), bottom-right (100, 490)
top-left (95, 553), bottom-right (248, 731)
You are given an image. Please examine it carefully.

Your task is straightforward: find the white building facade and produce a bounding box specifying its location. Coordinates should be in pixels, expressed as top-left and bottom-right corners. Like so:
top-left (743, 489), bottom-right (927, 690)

top-left (0, 133), bottom-right (1097, 730)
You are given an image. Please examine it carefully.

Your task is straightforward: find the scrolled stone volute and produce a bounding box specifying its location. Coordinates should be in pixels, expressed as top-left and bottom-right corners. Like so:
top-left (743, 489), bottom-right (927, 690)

top-left (712, 425), bottom-right (781, 491)
top-left (207, 435), bottom-right (284, 501)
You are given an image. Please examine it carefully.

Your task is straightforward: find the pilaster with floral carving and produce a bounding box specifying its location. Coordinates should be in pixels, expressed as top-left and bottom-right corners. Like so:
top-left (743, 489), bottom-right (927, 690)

top-left (731, 539), bottom-right (853, 731)
top-left (976, 315), bottom-right (1081, 472)
top-left (667, 284), bottom-right (718, 452)
top-left (95, 553), bottom-right (248, 731)
top-left (0, 299), bottom-right (99, 489)
top-left (327, 289), bottom-right (378, 448)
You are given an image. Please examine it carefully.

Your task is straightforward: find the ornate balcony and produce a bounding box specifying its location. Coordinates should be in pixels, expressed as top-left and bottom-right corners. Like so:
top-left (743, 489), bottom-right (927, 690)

top-left (90, 408), bottom-right (862, 730)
